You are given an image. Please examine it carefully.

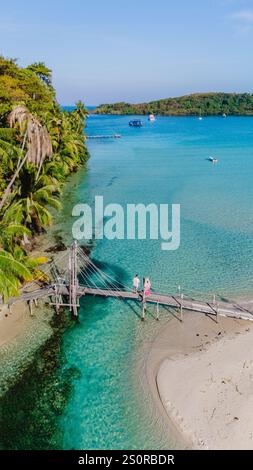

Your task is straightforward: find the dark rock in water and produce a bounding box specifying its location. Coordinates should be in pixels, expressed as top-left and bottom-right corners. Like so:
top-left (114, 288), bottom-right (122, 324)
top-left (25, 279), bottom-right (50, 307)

top-left (0, 311), bottom-right (79, 450)
top-left (107, 176), bottom-right (118, 187)
top-left (45, 242), bottom-right (67, 253)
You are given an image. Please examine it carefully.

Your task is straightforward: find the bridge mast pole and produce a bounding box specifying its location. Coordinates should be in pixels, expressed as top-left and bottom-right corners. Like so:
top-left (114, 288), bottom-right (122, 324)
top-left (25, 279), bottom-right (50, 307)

top-left (68, 248), bottom-right (72, 312)
top-left (69, 240), bottom-right (79, 317)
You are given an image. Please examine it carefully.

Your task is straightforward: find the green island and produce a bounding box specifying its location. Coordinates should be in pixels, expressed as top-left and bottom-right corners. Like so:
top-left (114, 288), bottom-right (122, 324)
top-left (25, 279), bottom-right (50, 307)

top-left (94, 92), bottom-right (253, 116)
top-left (0, 56), bottom-right (88, 302)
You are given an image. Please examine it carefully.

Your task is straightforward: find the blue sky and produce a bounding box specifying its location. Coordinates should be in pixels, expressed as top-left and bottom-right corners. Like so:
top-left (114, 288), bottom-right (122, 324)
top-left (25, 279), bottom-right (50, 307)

top-left (0, 0), bottom-right (253, 104)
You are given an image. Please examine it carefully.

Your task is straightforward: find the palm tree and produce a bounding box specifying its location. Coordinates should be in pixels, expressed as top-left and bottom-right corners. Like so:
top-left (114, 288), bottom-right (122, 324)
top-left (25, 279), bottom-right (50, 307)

top-left (3, 168), bottom-right (61, 232)
top-left (0, 220), bottom-right (31, 251)
top-left (0, 106), bottom-right (53, 211)
top-left (0, 250), bottom-right (32, 302)
top-left (0, 242), bottom-right (49, 303)
top-left (74, 101), bottom-right (87, 132)
top-left (0, 219), bottom-right (31, 302)
top-left (0, 219), bottom-right (50, 302)
top-left (0, 138), bottom-right (22, 196)
top-left (46, 111), bottom-right (86, 172)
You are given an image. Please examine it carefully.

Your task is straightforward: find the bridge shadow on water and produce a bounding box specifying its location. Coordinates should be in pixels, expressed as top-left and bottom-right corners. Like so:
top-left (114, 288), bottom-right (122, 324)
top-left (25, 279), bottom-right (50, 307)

top-left (79, 257), bottom-right (144, 320)
top-left (86, 257), bottom-right (129, 290)
top-left (79, 287), bottom-right (143, 321)
top-left (121, 299), bottom-right (142, 320)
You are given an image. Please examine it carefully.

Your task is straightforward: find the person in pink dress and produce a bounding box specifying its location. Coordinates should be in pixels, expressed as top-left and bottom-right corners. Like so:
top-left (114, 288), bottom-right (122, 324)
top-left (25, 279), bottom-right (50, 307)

top-left (144, 277), bottom-right (151, 297)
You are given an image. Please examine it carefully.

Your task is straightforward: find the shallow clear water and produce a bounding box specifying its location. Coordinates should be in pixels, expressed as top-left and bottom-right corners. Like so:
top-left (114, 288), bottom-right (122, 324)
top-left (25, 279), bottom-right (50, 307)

top-left (54, 115), bottom-right (253, 449)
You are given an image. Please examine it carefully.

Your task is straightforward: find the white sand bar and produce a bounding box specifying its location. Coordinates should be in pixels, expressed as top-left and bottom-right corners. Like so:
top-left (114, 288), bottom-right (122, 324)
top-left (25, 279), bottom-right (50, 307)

top-left (157, 326), bottom-right (253, 449)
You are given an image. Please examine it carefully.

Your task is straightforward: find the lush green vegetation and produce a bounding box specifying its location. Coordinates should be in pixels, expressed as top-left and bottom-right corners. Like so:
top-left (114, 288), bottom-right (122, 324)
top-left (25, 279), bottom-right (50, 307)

top-left (0, 56), bottom-right (88, 302)
top-left (95, 92), bottom-right (253, 116)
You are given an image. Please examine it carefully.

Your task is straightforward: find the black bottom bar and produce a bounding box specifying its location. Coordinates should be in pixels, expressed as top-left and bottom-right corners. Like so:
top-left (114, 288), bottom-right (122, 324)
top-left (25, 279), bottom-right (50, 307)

top-left (0, 450), bottom-right (248, 467)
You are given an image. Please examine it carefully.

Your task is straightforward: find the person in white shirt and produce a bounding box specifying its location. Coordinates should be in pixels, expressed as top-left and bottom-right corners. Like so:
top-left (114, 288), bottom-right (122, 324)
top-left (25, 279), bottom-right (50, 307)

top-left (133, 274), bottom-right (140, 293)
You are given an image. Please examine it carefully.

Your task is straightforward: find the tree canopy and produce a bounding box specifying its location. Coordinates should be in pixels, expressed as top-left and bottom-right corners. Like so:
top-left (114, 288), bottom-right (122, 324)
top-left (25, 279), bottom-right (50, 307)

top-left (0, 56), bottom-right (57, 124)
top-left (94, 92), bottom-right (253, 116)
top-left (0, 55), bottom-right (88, 301)
top-left (26, 62), bottom-right (52, 87)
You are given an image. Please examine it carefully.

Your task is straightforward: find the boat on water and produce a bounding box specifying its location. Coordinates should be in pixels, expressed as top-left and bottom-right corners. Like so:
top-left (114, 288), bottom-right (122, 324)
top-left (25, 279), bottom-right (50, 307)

top-left (198, 116), bottom-right (203, 121)
top-left (148, 114), bottom-right (156, 122)
top-left (129, 120), bottom-right (143, 127)
top-left (208, 156), bottom-right (218, 163)
top-left (222, 113), bottom-right (227, 118)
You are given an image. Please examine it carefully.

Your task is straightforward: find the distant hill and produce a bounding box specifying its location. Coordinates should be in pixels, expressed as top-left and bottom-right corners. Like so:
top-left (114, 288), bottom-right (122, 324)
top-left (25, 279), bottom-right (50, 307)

top-left (94, 93), bottom-right (253, 116)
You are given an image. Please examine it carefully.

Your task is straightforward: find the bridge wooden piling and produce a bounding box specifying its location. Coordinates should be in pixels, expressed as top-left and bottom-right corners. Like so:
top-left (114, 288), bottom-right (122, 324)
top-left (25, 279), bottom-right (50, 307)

top-left (28, 299), bottom-right (33, 316)
top-left (156, 301), bottom-right (160, 321)
top-left (180, 294), bottom-right (184, 322)
top-left (142, 301), bottom-right (146, 321)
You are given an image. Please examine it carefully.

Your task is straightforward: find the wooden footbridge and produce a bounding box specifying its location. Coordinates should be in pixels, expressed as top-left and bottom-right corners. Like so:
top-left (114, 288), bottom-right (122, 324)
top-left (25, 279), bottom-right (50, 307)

top-left (8, 242), bottom-right (253, 323)
top-left (86, 134), bottom-right (121, 139)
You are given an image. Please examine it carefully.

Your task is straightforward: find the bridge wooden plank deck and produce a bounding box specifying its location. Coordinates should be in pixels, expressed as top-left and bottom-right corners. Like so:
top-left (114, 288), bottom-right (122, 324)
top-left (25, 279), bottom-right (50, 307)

top-left (7, 285), bottom-right (253, 322)
top-left (78, 287), bottom-right (253, 322)
top-left (8, 287), bottom-right (56, 305)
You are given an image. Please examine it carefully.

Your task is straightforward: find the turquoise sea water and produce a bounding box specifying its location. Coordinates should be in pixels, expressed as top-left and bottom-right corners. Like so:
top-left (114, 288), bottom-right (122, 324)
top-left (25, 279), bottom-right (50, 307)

top-left (50, 115), bottom-right (253, 450)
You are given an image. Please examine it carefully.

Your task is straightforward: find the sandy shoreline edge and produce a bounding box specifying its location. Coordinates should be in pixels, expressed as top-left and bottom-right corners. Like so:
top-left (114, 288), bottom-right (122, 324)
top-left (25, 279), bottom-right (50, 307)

top-left (148, 309), bottom-right (253, 450)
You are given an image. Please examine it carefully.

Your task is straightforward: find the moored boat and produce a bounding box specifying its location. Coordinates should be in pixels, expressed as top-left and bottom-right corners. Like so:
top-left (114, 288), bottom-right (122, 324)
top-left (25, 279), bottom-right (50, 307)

top-left (148, 114), bottom-right (155, 121)
top-left (129, 120), bottom-right (143, 127)
top-left (208, 156), bottom-right (218, 163)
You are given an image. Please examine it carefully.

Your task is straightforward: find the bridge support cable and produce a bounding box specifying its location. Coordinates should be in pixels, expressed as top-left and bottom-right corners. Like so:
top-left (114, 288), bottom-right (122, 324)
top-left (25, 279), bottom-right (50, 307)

top-left (78, 264), bottom-right (113, 295)
top-left (76, 247), bottom-right (133, 293)
top-left (76, 249), bottom-right (116, 292)
top-left (77, 248), bottom-right (128, 292)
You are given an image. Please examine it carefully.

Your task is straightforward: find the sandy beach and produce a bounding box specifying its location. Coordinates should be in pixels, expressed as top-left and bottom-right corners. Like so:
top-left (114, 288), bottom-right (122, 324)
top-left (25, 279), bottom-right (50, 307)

top-left (144, 309), bottom-right (253, 450)
top-left (0, 234), bottom-right (68, 397)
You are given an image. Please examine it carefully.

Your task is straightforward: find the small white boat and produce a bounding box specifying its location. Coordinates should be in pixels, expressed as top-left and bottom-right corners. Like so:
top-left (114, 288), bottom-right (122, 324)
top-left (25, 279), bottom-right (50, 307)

top-left (222, 113), bottom-right (227, 118)
top-left (208, 156), bottom-right (218, 164)
top-left (198, 116), bottom-right (203, 121)
top-left (148, 114), bottom-right (156, 122)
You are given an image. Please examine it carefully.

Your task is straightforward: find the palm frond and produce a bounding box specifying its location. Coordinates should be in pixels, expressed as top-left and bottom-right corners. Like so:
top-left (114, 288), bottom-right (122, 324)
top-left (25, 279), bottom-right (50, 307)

top-left (0, 250), bottom-right (32, 280)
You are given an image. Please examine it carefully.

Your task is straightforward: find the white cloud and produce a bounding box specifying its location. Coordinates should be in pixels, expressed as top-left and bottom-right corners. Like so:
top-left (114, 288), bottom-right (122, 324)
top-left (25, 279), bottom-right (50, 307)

top-left (229, 8), bottom-right (253, 33)
top-left (231, 10), bottom-right (253, 23)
